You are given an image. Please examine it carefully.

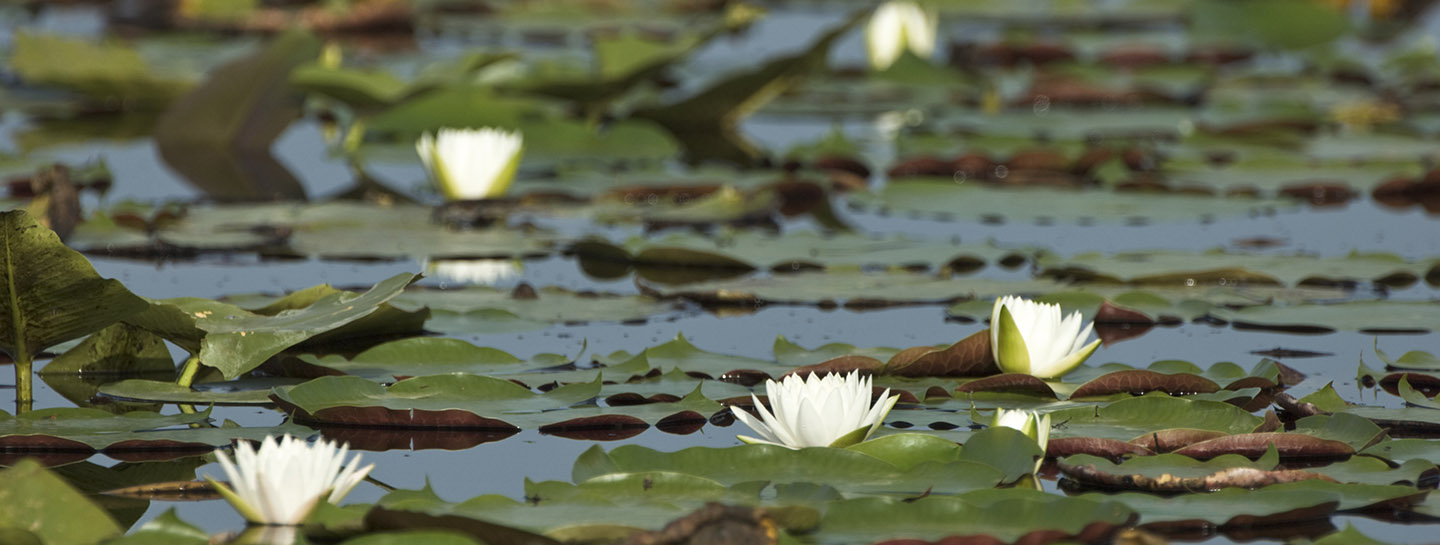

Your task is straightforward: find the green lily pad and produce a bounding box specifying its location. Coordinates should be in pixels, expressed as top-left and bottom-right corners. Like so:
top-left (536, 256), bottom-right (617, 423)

top-left (1037, 249), bottom-right (1434, 287)
top-left (1211, 301), bottom-right (1440, 333)
top-left (1046, 394), bottom-right (1264, 442)
top-left (1089, 481), bottom-right (1422, 527)
top-left (814, 492), bottom-right (1133, 545)
top-left (125, 272), bottom-right (420, 379)
top-left (850, 179), bottom-right (1294, 224)
top-left (0, 460), bottom-right (121, 545)
top-left (9, 33), bottom-right (191, 111)
top-left (101, 508), bottom-right (207, 545)
top-left (390, 286), bottom-right (677, 332)
top-left (0, 406), bottom-right (313, 453)
top-left (1374, 340), bottom-right (1440, 371)
top-left (97, 378), bottom-right (296, 405)
top-left (271, 374), bottom-right (608, 429)
top-left (572, 441), bottom-right (1006, 496)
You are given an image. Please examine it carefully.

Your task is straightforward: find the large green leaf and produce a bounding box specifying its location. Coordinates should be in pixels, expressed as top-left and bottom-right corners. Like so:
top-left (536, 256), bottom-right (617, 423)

top-left (1, 211), bottom-right (148, 410)
top-left (0, 460), bottom-right (121, 545)
top-left (0, 211), bottom-right (147, 359)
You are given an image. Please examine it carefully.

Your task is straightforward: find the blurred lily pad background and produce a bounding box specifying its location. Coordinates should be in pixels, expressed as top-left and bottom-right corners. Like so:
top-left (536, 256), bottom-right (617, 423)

top-left (3, 0), bottom-right (1440, 543)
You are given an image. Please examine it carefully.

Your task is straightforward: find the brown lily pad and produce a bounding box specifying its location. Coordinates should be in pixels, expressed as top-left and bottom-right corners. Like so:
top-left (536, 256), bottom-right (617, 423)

top-left (1127, 429), bottom-right (1230, 453)
top-left (785, 355), bottom-right (885, 378)
top-left (1171, 433), bottom-right (1353, 461)
top-left (1046, 437), bottom-right (1154, 461)
top-left (955, 374), bottom-right (1058, 398)
top-left (885, 330), bottom-right (999, 377)
top-left (319, 427), bottom-right (518, 451)
top-left (1379, 373), bottom-right (1440, 398)
top-left (1070, 370), bottom-right (1220, 398)
top-left (1058, 461), bottom-right (1334, 493)
top-left (1093, 301), bottom-right (1154, 325)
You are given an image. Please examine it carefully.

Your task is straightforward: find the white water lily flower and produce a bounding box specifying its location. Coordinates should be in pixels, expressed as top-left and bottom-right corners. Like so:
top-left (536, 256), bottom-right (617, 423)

top-left (734, 370), bottom-right (899, 449)
top-left (424, 258), bottom-right (521, 286)
top-left (865, 0), bottom-right (938, 71)
top-left (207, 435), bottom-right (374, 526)
top-left (416, 127), bottom-right (524, 201)
top-left (991, 295), bottom-right (1100, 379)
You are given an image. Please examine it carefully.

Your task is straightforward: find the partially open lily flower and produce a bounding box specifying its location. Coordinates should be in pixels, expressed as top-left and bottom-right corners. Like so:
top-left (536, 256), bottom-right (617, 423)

top-left (415, 127), bottom-right (523, 201)
top-left (865, 0), bottom-right (938, 71)
top-left (207, 435), bottom-right (373, 526)
top-left (991, 295), bottom-right (1100, 379)
top-left (734, 370), bottom-right (899, 449)
top-left (992, 408), bottom-right (1050, 473)
top-left (424, 258), bottom-right (521, 286)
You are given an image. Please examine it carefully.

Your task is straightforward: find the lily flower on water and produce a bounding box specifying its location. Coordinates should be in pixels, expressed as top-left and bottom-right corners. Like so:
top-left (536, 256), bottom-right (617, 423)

top-left (416, 127), bottom-right (524, 201)
top-left (865, 0), bottom-right (938, 71)
top-left (207, 435), bottom-right (373, 526)
top-left (991, 295), bottom-right (1100, 379)
top-left (734, 370), bottom-right (899, 449)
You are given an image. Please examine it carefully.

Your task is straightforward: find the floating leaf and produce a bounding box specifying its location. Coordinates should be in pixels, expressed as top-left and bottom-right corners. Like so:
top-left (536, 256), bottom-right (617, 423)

top-left (272, 374), bottom-right (604, 430)
top-left (0, 460), bottom-right (121, 545)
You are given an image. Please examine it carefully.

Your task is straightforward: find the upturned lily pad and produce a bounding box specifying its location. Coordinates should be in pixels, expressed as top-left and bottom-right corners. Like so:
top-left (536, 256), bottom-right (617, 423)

top-left (124, 273), bottom-right (420, 379)
top-left (1373, 341), bottom-right (1440, 371)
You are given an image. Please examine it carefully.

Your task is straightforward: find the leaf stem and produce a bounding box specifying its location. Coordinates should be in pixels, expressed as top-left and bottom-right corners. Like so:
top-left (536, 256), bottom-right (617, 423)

top-left (15, 350), bottom-right (31, 414)
top-left (176, 354), bottom-right (201, 388)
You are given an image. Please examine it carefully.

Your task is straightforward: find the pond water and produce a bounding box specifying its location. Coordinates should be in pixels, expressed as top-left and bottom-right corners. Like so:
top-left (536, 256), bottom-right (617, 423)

top-left (4, 1), bottom-right (1440, 544)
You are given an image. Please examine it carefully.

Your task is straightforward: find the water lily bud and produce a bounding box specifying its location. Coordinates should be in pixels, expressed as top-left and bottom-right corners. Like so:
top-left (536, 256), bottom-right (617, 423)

top-left (865, 0), bottom-right (938, 71)
top-left (734, 370), bottom-right (899, 449)
top-left (416, 127), bottom-right (524, 201)
top-left (991, 295), bottom-right (1100, 379)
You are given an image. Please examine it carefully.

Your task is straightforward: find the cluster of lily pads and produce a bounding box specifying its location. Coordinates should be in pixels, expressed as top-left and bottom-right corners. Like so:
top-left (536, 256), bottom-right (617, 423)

top-left (5, 199), bottom-right (1440, 544)
top-left (3, 0), bottom-right (1440, 544)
